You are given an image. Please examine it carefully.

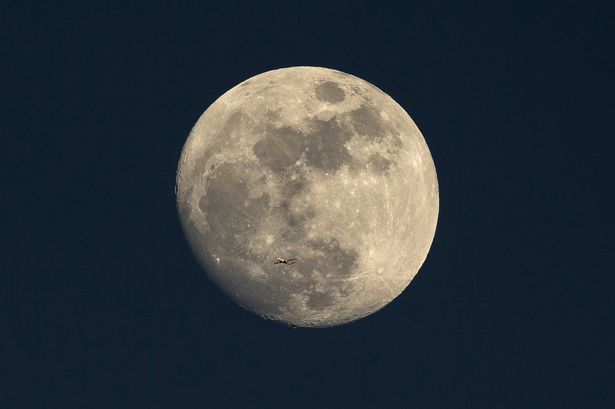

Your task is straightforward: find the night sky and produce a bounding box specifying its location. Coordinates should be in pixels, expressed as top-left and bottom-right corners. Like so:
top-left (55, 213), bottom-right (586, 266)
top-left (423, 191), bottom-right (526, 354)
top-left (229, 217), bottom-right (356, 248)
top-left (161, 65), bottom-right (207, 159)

top-left (3, 2), bottom-right (614, 408)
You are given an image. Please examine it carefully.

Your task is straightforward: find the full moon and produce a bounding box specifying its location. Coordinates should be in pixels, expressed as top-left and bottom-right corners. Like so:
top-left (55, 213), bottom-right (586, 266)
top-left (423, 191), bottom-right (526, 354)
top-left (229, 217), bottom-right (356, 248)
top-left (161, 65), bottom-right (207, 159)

top-left (176, 67), bottom-right (438, 327)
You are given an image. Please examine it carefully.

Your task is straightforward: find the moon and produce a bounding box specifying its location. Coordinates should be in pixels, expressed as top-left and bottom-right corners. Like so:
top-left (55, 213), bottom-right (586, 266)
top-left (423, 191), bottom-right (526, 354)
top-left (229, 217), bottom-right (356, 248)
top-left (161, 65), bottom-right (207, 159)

top-left (176, 67), bottom-right (438, 327)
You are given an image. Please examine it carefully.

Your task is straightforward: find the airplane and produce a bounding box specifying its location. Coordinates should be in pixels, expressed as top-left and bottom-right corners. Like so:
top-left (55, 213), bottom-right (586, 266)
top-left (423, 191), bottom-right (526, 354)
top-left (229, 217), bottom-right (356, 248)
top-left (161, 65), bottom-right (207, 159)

top-left (274, 257), bottom-right (297, 265)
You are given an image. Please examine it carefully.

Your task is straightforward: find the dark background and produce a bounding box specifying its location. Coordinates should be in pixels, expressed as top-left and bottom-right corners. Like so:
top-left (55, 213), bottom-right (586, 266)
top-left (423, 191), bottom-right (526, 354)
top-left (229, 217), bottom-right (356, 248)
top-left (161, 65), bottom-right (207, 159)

top-left (3, 1), bottom-right (613, 408)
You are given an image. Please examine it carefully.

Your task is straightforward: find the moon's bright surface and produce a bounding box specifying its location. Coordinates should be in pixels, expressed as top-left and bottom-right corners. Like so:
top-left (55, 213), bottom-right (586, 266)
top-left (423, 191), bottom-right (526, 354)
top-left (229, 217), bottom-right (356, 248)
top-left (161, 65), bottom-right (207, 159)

top-left (176, 67), bottom-right (438, 327)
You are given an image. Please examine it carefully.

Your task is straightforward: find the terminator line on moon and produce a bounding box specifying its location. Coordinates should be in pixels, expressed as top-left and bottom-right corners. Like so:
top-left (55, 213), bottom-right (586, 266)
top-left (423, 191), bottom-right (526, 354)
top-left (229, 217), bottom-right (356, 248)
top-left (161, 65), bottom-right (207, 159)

top-left (176, 67), bottom-right (439, 327)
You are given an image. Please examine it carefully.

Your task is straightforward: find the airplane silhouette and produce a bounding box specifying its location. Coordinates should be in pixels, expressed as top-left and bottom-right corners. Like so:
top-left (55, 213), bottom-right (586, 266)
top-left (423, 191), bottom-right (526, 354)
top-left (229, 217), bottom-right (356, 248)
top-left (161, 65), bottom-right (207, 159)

top-left (274, 257), bottom-right (297, 265)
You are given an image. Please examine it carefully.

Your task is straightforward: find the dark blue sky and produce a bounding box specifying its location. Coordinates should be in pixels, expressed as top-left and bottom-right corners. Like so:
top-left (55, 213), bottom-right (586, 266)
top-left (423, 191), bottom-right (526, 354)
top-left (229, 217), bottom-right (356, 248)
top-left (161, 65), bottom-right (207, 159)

top-left (3, 2), bottom-right (613, 408)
